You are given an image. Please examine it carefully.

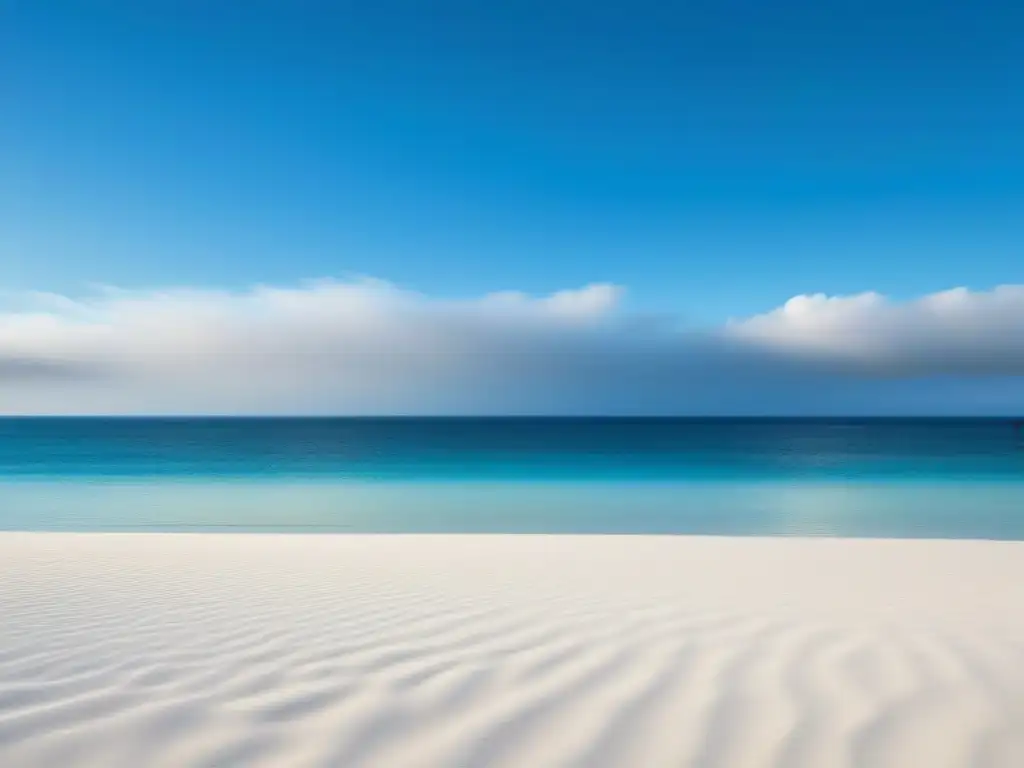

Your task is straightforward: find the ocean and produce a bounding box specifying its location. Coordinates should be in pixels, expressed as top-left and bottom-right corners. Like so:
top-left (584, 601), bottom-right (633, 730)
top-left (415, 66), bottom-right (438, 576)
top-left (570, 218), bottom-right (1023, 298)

top-left (2, 417), bottom-right (1024, 538)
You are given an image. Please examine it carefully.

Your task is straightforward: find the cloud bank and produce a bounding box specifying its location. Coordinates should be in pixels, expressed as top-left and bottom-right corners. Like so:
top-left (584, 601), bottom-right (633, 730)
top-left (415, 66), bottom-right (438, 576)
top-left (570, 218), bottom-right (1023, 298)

top-left (731, 286), bottom-right (1024, 375)
top-left (2, 279), bottom-right (1024, 414)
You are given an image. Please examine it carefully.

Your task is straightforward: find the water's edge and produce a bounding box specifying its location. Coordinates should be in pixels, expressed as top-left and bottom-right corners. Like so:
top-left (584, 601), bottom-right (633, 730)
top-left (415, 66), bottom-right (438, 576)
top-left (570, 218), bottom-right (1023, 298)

top-left (5, 479), bottom-right (1024, 540)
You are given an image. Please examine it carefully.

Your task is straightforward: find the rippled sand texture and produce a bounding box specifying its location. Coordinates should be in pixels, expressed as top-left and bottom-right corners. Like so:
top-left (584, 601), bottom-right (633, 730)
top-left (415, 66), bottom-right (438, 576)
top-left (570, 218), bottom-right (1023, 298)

top-left (2, 534), bottom-right (1024, 768)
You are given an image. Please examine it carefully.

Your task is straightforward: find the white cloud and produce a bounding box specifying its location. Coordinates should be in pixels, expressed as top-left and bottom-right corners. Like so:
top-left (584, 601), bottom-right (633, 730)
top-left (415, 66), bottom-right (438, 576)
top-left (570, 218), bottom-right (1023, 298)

top-left (727, 285), bottom-right (1024, 374)
top-left (1, 279), bottom-right (1023, 414)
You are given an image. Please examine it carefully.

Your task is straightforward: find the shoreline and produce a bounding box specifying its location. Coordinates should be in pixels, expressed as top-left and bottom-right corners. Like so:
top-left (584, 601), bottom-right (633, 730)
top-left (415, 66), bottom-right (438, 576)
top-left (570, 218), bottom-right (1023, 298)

top-left (6, 481), bottom-right (1024, 541)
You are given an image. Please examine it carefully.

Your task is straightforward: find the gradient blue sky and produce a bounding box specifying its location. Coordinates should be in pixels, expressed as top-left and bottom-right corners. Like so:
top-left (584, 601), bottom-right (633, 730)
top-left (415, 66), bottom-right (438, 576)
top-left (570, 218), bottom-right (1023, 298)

top-left (4, 1), bottom-right (1024, 414)
top-left (5, 0), bottom-right (1022, 322)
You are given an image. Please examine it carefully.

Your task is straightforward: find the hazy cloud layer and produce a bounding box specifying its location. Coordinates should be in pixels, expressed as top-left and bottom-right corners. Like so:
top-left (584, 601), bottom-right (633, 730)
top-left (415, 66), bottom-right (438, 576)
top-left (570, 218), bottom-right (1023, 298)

top-left (2, 280), bottom-right (1023, 414)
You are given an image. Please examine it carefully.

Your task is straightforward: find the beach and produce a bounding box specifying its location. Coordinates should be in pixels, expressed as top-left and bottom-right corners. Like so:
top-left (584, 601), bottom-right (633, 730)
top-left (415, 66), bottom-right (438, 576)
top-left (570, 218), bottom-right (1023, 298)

top-left (2, 533), bottom-right (1022, 767)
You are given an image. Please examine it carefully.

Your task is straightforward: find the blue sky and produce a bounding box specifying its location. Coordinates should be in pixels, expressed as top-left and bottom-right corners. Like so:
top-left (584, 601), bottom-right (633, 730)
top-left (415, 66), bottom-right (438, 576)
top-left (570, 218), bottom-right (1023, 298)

top-left (3, 1), bottom-right (1024, 414)
top-left (5, 0), bottom-right (1022, 322)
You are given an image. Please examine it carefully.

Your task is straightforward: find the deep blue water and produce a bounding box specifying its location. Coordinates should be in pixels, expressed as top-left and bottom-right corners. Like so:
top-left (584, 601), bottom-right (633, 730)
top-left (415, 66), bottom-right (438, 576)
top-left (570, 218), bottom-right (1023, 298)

top-left (2, 418), bottom-right (1024, 538)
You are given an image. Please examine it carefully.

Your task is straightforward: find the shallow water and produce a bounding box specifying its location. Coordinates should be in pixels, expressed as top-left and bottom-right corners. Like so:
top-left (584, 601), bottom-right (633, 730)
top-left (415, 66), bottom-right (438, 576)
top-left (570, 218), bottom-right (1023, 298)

top-left (3, 418), bottom-right (1024, 538)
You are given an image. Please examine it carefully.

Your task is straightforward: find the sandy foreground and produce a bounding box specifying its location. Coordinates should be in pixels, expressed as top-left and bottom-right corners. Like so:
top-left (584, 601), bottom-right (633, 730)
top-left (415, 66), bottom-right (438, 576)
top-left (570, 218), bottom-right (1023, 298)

top-left (1, 534), bottom-right (1023, 768)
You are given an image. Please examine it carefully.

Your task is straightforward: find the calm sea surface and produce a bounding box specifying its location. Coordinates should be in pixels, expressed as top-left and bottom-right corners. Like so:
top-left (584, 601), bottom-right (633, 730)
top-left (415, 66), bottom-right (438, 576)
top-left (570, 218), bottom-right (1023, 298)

top-left (2, 418), bottom-right (1024, 538)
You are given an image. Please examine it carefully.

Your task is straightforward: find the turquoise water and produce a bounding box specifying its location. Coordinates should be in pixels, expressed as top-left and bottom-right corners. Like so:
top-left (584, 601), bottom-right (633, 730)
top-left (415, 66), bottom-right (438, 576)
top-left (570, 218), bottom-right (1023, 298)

top-left (2, 418), bottom-right (1024, 538)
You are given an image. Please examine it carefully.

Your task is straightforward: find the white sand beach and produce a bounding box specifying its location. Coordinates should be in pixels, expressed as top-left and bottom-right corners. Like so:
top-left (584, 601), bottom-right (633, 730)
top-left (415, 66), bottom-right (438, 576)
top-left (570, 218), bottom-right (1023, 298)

top-left (1, 533), bottom-right (1023, 768)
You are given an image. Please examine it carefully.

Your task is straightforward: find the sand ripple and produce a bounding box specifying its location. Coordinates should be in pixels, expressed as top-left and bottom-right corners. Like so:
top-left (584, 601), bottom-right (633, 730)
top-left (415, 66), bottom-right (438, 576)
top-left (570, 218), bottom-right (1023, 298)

top-left (2, 534), bottom-right (1023, 767)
